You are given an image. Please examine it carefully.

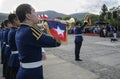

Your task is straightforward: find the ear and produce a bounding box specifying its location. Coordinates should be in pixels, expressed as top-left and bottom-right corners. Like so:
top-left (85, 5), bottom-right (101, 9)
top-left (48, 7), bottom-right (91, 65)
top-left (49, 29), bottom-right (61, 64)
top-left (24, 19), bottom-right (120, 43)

top-left (26, 13), bottom-right (31, 20)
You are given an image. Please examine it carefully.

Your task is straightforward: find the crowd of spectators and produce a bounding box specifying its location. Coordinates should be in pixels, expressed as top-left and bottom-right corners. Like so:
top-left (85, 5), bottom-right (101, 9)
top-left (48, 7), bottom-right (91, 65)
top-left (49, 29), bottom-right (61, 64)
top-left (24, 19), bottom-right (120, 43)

top-left (68, 24), bottom-right (120, 38)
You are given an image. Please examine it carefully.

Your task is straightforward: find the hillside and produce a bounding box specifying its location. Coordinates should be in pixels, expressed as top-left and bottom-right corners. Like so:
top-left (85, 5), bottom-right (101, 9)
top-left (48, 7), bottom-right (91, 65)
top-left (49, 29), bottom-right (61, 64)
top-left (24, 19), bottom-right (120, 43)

top-left (70, 13), bottom-right (90, 19)
top-left (0, 13), bottom-right (8, 22)
top-left (37, 10), bottom-right (66, 19)
top-left (0, 10), bottom-right (95, 21)
top-left (37, 10), bottom-right (91, 19)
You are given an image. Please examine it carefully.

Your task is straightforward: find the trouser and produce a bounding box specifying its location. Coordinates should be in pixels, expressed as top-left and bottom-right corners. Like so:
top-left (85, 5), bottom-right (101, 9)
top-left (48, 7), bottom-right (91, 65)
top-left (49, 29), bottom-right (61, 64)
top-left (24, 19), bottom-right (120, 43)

top-left (3, 62), bottom-right (6, 77)
top-left (6, 66), bottom-right (11, 79)
top-left (10, 67), bottom-right (19, 79)
top-left (1, 44), bottom-right (5, 64)
top-left (75, 41), bottom-right (82, 60)
top-left (1, 49), bottom-right (4, 64)
top-left (16, 66), bottom-right (44, 79)
top-left (3, 55), bottom-right (8, 78)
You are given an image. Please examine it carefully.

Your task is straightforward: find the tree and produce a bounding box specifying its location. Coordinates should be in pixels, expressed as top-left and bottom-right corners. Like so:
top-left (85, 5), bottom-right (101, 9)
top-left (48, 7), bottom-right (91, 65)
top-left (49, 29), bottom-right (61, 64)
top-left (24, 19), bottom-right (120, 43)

top-left (99, 4), bottom-right (108, 21)
top-left (63, 16), bottom-right (72, 20)
top-left (105, 6), bottom-right (120, 26)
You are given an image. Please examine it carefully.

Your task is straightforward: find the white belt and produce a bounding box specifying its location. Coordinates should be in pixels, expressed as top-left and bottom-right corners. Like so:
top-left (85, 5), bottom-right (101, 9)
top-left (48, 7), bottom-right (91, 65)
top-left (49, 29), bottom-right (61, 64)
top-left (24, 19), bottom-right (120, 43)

top-left (3, 42), bottom-right (6, 44)
top-left (42, 48), bottom-right (46, 53)
top-left (11, 51), bottom-right (18, 54)
top-left (6, 44), bottom-right (10, 47)
top-left (75, 34), bottom-right (82, 36)
top-left (20, 61), bottom-right (42, 68)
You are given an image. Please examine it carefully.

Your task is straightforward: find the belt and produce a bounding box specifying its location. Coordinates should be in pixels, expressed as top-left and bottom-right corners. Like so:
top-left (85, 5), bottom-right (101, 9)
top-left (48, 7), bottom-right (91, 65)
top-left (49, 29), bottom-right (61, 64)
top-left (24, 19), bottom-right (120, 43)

top-left (42, 48), bottom-right (46, 53)
top-left (3, 42), bottom-right (6, 44)
top-left (6, 44), bottom-right (10, 47)
top-left (20, 61), bottom-right (42, 68)
top-left (11, 51), bottom-right (18, 54)
top-left (75, 34), bottom-right (82, 36)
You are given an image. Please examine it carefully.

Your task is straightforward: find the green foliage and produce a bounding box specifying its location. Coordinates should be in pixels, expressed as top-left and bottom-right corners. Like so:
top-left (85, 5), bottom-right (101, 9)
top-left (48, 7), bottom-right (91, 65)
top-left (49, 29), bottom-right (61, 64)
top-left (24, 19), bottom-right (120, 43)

top-left (90, 14), bottom-right (99, 23)
top-left (100, 4), bottom-right (108, 21)
top-left (99, 4), bottom-right (120, 27)
top-left (62, 16), bottom-right (77, 22)
top-left (55, 17), bottom-right (62, 20)
top-left (81, 14), bottom-right (99, 25)
top-left (63, 16), bottom-right (72, 20)
top-left (104, 5), bottom-right (120, 26)
top-left (101, 4), bottom-right (108, 15)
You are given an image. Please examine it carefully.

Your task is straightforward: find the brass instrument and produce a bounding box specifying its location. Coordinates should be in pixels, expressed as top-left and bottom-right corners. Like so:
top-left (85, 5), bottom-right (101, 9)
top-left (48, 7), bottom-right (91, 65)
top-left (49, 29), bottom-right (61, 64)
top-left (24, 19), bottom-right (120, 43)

top-left (54, 18), bottom-right (75, 29)
top-left (37, 18), bottom-right (75, 30)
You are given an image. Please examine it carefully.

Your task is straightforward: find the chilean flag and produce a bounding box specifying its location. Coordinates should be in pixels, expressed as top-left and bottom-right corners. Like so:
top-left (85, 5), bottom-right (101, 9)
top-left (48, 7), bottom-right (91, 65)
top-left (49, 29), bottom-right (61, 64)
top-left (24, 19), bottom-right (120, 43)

top-left (87, 16), bottom-right (91, 26)
top-left (46, 20), bottom-right (68, 44)
top-left (38, 14), bottom-right (48, 19)
top-left (84, 15), bottom-right (92, 26)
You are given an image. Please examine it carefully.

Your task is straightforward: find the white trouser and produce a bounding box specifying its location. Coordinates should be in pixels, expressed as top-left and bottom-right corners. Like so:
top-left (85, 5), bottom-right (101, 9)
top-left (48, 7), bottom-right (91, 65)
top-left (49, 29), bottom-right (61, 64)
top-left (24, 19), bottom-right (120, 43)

top-left (113, 33), bottom-right (117, 39)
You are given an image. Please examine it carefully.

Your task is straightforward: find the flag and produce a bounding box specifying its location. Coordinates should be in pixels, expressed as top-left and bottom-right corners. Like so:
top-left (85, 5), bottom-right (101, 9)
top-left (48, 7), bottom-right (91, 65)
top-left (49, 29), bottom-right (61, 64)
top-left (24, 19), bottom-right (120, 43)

top-left (38, 14), bottom-right (48, 19)
top-left (84, 15), bottom-right (92, 26)
top-left (45, 20), bottom-right (68, 44)
top-left (87, 16), bottom-right (92, 26)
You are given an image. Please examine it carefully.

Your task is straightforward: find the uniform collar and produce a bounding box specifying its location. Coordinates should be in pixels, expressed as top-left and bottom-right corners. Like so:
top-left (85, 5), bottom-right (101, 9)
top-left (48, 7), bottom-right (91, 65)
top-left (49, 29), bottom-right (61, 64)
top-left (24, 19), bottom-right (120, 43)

top-left (11, 27), bottom-right (17, 29)
top-left (20, 23), bottom-right (32, 27)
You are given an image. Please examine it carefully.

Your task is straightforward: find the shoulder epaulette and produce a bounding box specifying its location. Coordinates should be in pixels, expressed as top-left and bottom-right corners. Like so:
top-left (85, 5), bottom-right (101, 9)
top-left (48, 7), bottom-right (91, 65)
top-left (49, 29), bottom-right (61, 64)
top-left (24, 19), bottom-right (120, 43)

top-left (30, 26), bottom-right (42, 40)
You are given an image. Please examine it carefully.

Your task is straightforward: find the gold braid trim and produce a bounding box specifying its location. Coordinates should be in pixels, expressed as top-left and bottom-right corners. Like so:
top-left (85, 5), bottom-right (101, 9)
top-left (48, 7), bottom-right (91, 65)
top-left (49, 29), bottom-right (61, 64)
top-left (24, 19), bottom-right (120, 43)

top-left (30, 26), bottom-right (42, 40)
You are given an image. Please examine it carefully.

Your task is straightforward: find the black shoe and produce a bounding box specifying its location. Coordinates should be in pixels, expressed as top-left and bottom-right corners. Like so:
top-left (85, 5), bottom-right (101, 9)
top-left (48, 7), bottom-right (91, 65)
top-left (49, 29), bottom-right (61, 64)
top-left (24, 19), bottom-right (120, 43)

top-left (75, 59), bottom-right (82, 61)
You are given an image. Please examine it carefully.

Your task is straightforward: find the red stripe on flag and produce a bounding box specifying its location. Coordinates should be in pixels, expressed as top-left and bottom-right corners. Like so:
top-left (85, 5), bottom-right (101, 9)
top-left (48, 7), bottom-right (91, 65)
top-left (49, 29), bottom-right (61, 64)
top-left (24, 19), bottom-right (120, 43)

top-left (87, 17), bottom-right (91, 25)
top-left (50, 28), bottom-right (67, 41)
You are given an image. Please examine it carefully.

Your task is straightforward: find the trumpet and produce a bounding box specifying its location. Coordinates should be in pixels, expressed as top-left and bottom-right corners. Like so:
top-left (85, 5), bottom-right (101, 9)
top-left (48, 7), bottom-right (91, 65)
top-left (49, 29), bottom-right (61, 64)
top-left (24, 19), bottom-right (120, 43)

top-left (37, 18), bottom-right (75, 30)
top-left (54, 18), bottom-right (75, 29)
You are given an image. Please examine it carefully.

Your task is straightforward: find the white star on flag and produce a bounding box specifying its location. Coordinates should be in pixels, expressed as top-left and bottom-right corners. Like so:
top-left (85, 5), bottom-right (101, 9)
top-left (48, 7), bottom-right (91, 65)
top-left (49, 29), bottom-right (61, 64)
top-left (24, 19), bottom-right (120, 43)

top-left (46, 20), bottom-right (68, 44)
top-left (55, 26), bottom-right (64, 36)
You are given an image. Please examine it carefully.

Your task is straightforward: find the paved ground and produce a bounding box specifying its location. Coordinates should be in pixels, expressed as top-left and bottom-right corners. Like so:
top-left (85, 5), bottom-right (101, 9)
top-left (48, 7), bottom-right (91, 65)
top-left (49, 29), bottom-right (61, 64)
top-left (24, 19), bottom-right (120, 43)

top-left (43, 54), bottom-right (99, 79)
top-left (0, 35), bottom-right (120, 79)
top-left (44, 35), bottom-right (120, 79)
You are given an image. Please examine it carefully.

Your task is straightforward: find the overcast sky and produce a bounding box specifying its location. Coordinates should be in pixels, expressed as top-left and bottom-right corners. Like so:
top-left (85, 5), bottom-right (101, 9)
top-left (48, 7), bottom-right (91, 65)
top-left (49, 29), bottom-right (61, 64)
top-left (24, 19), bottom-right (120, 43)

top-left (0, 0), bottom-right (119, 14)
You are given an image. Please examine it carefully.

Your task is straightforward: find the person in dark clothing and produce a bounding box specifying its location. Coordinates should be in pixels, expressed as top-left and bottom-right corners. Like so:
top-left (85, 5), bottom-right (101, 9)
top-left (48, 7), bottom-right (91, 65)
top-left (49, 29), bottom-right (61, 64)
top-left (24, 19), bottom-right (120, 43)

top-left (15, 4), bottom-right (61, 79)
top-left (74, 21), bottom-right (87, 61)
top-left (2, 20), bottom-right (12, 78)
top-left (7, 13), bottom-right (20, 79)
top-left (0, 22), bottom-right (5, 64)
